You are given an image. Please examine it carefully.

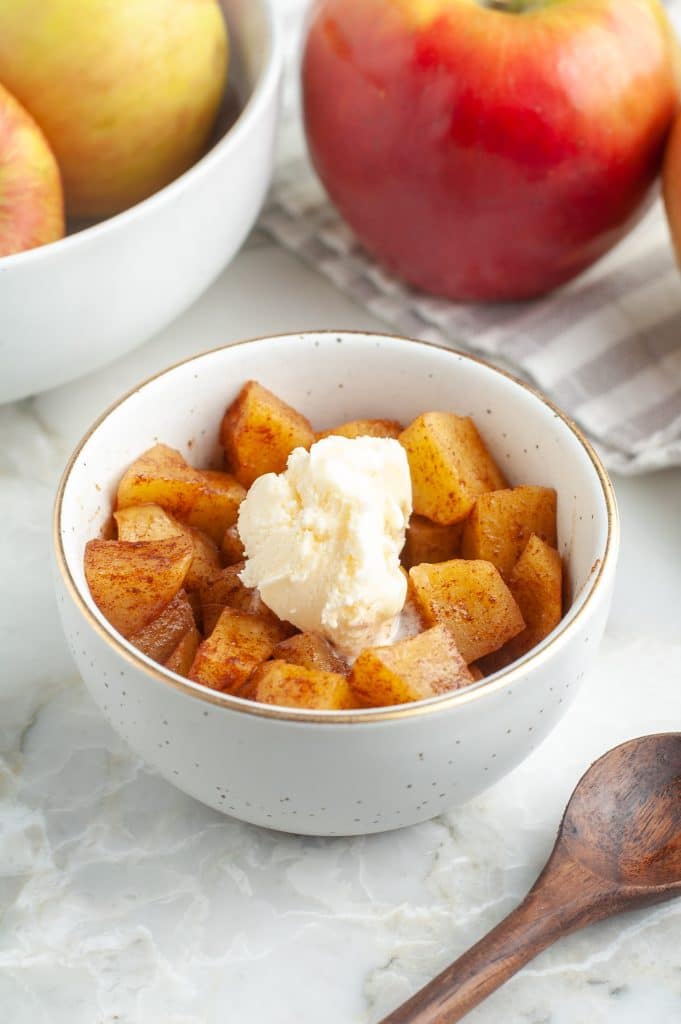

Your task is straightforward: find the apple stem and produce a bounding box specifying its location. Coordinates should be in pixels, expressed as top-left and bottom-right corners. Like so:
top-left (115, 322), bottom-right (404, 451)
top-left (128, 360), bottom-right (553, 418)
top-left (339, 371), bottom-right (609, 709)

top-left (484, 0), bottom-right (528, 11)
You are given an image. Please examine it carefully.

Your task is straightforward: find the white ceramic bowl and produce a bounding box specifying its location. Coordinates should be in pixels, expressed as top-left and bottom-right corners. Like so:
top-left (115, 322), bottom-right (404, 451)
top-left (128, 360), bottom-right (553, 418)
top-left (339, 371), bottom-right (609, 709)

top-left (0, 0), bottom-right (282, 405)
top-left (54, 333), bottom-right (619, 836)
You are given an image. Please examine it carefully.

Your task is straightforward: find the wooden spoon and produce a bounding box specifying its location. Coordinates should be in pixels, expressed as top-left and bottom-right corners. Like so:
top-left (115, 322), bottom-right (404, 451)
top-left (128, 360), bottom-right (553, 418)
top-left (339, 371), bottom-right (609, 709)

top-left (381, 733), bottom-right (681, 1024)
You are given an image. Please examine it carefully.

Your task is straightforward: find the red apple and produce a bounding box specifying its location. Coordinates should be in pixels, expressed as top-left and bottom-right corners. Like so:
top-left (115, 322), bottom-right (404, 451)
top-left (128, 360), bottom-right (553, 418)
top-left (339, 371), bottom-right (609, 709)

top-left (302, 0), bottom-right (680, 301)
top-left (0, 81), bottom-right (64, 258)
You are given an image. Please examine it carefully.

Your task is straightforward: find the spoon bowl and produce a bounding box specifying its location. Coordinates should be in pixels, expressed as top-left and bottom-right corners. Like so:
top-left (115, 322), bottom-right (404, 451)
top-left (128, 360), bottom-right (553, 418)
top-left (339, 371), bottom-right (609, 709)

top-left (562, 733), bottom-right (681, 887)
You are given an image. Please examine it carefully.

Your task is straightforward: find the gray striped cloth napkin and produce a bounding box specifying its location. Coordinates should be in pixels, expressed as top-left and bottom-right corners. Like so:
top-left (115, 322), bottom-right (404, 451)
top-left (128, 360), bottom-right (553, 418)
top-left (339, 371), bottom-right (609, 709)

top-left (260, 0), bottom-right (681, 474)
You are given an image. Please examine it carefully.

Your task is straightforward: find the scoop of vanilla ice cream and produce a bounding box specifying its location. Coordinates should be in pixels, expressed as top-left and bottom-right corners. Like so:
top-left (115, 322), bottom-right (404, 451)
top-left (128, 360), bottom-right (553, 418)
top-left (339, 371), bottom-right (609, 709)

top-left (237, 435), bottom-right (412, 660)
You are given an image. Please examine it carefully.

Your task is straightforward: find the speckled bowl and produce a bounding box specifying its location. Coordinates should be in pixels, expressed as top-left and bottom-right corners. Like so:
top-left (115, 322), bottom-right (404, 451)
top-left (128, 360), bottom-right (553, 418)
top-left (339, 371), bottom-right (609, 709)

top-left (53, 333), bottom-right (619, 836)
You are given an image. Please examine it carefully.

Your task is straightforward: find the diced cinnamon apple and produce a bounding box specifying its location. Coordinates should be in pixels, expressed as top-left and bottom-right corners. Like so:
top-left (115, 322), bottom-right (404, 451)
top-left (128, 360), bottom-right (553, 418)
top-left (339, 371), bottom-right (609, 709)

top-left (221, 523), bottom-right (245, 565)
top-left (164, 625), bottom-right (201, 677)
top-left (84, 534), bottom-right (193, 638)
top-left (183, 528), bottom-right (222, 591)
top-left (461, 486), bottom-right (557, 578)
top-left (350, 624), bottom-right (472, 706)
top-left (220, 381), bottom-right (315, 488)
top-left (116, 444), bottom-right (245, 542)
top-left (128, 590), bottom-right (196, 662)
top-left (481, 535), bottom-right (563, 673)
top-left (399, 413), bottom-right (505, 524)
top-left (230, 676), bottom-right (259, 701)
top-left (409, 558), bottom-right (525, 663)
top-left (401, 514), bottom-right (463, 569)
top-left (114, 502), bottom-right (181, 543)
top-left (318, 418), bottom-right (403, 440)
top-left (199, 562), bottom-right (294, 638)
top-left (115, 502), bottom-right (221, 591)
top-left (273, 632), bottom-right (348, 675)
top-left (253, 660), bottom-right (356, 710)
top-left (189, 607), bottom-right (284, 692)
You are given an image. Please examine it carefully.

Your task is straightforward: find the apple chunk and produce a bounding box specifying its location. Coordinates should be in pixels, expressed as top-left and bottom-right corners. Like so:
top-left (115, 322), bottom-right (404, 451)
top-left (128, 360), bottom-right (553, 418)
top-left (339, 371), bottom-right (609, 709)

top-left (482, 535), bottom-right (563, 672)
top-left (318, 418), bottom-right (403, 440)
top-left (84, 534), bottom-right (193, 638)
top-left (199, 562), bottom-right (294, 638)
top-left (164, 625), bottom-right (201, 677)
top-left (350, 625), bottom-right (472, 707)
top-left (220, 380), bottom-right (315, 488)
top-left (116, 444), bottom-right (245, 542)
top-left (401, 514), bottom-right (463, 569)
top-left (273, 632), bottom-right (348, 675)
top-left (220, 523), bottom-right (245, 565)
top-left (409, 558), bottom-right (525, 663)
top-left (114, 502), bottom-right (181, 543)
top-left (461, 486), bottom-right (557, 578)
top-left (128, 591), bottom-right (195, 662)
top-left (189, 607), bottom-right (284, 692)
top-left (399, 413), bottom-right (505, 524)
top-left (253, 661), bottom-right (356, 710)
top-left (114, 502), bottom-right (221, 591)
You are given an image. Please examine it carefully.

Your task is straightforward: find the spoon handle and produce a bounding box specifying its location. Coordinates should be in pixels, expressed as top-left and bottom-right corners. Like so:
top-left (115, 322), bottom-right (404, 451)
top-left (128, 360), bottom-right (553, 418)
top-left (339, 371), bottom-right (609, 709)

top-left (379, 851), bottom-right (616, 1024)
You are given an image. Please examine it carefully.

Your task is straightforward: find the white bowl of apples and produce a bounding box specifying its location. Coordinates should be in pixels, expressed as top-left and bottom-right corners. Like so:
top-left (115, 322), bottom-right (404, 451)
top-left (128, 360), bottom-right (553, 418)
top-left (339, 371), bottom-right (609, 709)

top-left (54, 332), bottom-right (619, 836)
top-left (0, 0), bottom-right (282, 404)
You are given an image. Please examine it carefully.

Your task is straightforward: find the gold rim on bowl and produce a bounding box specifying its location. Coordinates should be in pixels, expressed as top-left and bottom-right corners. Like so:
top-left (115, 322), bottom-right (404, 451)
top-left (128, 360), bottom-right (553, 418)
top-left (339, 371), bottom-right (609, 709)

top-left (53, 332), bottom-right (619, 725)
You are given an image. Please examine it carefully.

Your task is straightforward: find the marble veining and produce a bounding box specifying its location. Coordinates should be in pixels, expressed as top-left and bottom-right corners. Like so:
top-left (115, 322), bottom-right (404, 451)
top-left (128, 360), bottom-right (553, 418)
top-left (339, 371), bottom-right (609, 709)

top-left (1, 244), bottom-right (680, 1022)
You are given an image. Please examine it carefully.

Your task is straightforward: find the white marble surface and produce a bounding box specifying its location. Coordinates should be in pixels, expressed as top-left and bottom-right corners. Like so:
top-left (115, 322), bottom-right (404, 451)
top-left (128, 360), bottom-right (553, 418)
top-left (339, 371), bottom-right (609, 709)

top-left (1, 240), bottom-right (681, 1023)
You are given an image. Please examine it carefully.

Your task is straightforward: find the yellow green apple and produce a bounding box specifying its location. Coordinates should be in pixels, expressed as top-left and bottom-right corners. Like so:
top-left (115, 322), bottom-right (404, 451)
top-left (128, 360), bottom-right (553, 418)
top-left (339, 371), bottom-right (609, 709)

top-left (0, 0), bottom-right (228, 219)
top-left (0, 81), bottom-right (64, 258)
